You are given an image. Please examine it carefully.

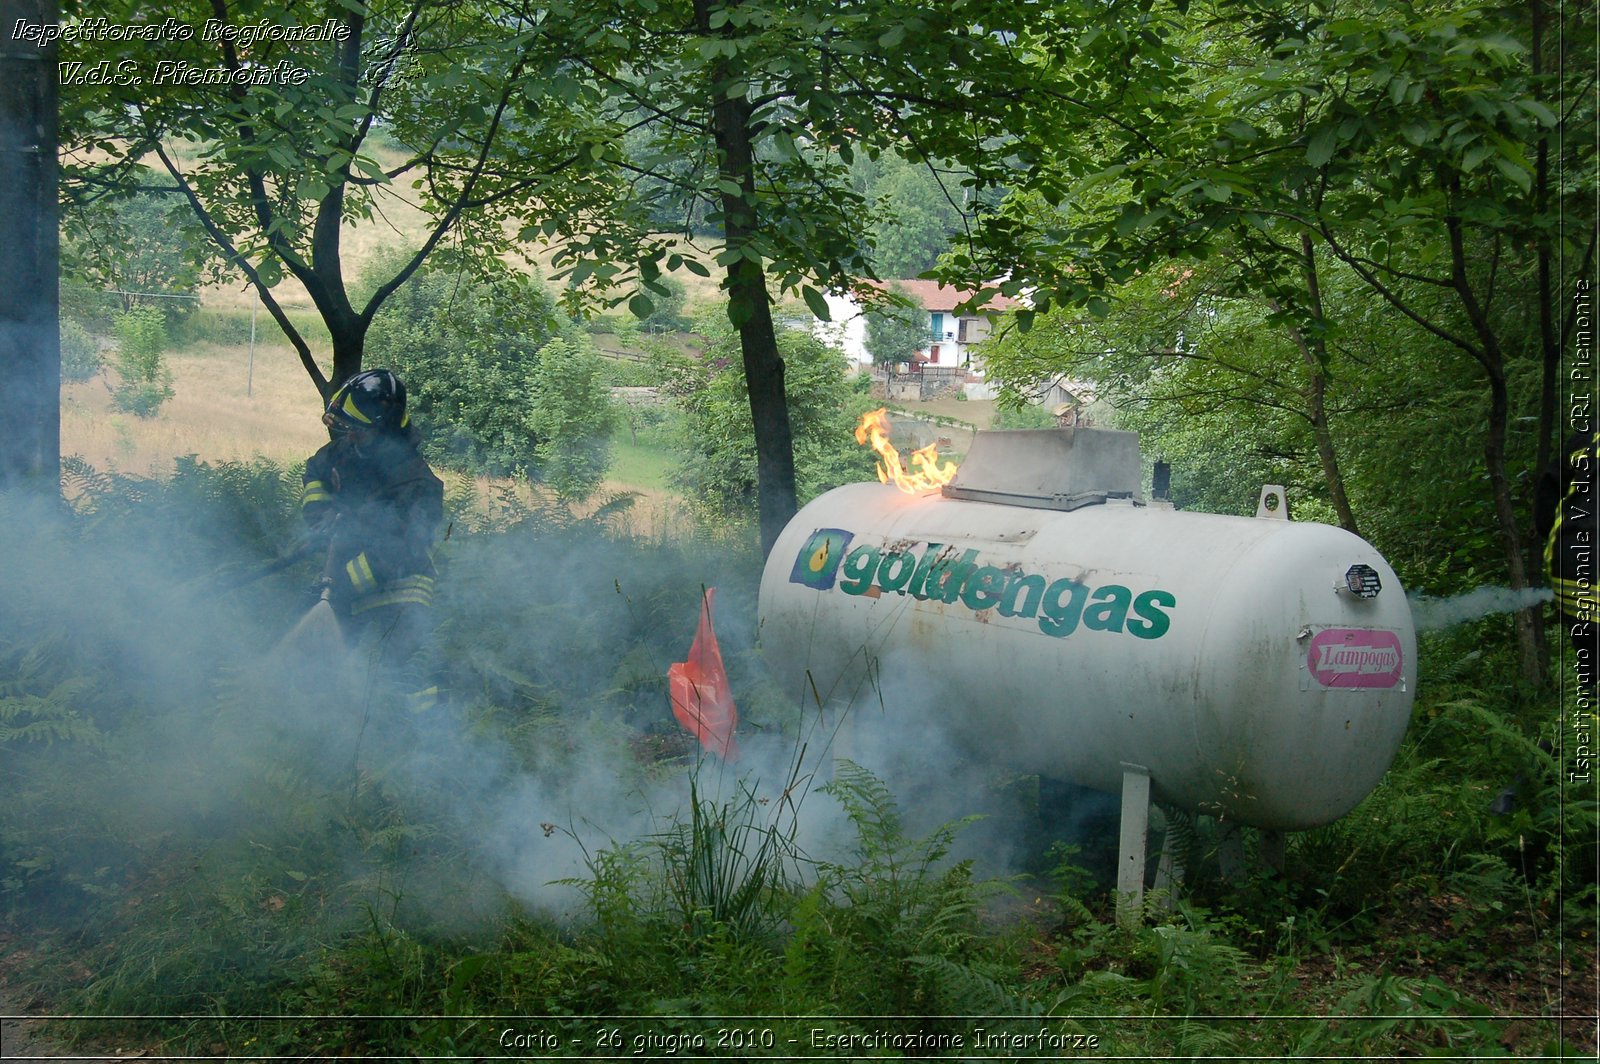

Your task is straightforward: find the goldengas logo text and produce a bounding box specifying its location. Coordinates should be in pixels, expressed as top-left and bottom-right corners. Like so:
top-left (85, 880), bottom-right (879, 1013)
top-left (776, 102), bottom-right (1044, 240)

top-left (789, 530), bottom-right (1175, 640)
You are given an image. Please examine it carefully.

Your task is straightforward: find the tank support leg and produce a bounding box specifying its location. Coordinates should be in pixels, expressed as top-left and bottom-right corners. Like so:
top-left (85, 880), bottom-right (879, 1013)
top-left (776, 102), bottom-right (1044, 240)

top-left (1216, 824), bottom-right (1287, 881)
top-left (1216, 821), bottom-right (1246, 880)
top-left (1260, 829), bottom-right (1286, 874)
top-left (1116, 763), bottom-right (1151, 928)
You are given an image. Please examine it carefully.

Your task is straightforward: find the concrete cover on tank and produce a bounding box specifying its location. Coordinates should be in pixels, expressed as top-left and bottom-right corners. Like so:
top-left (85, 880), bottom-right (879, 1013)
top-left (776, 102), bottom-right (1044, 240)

top-left (943, 427), bottom-right (1143, 510)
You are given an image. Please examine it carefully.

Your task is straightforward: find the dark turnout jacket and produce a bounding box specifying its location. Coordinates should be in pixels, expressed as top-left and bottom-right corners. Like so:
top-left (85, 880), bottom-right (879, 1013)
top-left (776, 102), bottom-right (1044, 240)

top-left (301, 429), bottom-right (444, 615)
top-left (1537, 429), bottom-right (1596, 627)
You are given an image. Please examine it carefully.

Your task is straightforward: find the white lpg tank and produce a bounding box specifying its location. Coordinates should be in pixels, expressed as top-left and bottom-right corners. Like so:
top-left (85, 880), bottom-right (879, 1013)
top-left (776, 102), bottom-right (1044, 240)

top-left (758, 428), bottom-right (1416, 832)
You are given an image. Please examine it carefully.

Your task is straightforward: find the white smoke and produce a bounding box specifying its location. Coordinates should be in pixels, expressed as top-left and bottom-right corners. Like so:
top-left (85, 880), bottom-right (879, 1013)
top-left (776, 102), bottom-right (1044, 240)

top-left (1408, 585), bottom-right (1556, 632)
top-left (0, 470), bottom-right (1072, 965)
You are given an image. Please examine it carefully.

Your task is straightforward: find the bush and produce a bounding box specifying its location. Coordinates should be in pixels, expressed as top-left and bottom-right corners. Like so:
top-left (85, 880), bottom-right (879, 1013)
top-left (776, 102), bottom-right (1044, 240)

top-left (864, 285), bottom-right (928, 367)
top-left (59, 319), bottom-right (102, 383)
top-left (166, 306), bottom-right (332, 350)
top-left (59, 282), bottom-right (123, 335)
top-left (597, 355), bottom-right (658, 388)
top-left (363, 259), bottom-right (614, 498)
top-left (634, 276), bottom-right (691, 332)
top-left (525, 338), bottom-right (618, 503)
top-left (993, 401), bottom-right (1056, 429)
top-left (0, 460), bottom-right (1583, 1059)
top-left (109, 308), bottom-right (174, 417)
top-left (658, 311), bottom-right (880, 526)
top-left (61, 179), bottom-right (204, 330)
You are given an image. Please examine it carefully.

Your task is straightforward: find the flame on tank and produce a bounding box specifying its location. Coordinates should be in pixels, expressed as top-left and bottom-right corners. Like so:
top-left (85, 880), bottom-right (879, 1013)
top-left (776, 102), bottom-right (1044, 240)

top-left (854, 407), bottom-right (958, 494)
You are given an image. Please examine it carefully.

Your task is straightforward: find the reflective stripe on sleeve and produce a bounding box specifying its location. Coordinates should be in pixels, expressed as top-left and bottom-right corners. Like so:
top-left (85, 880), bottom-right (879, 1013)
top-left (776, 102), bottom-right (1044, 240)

top-left (1552, 577), bottom-right (1593, 620)
top-left (1545, 509), bottom-right (1565, 574)
top-left (405, 686), bottom-right (440, 713)
top-left (350, 574), bottom-right (435, 615)
top-left (345, 553), bottom-right (378, 594)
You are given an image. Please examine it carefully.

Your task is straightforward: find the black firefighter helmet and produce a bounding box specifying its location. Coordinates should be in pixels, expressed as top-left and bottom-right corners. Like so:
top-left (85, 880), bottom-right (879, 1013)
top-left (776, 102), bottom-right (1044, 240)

top-left (324, 369), bottom-right (409, 434)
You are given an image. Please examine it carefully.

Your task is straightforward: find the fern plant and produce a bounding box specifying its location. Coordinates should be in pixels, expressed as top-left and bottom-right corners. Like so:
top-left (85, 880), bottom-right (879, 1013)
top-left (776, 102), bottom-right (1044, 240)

top-left (812, 759), bottom-right (996, 1012)
top-left (0, 635), bottom-right (102, 748)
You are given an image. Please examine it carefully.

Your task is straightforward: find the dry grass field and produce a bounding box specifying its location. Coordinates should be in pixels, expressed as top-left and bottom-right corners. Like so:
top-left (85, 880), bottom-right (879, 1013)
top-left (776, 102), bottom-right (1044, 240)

top-left (185, 162), bottom-right (729, 321)
top-left (62, 340), bottom-right (329, 476)
top-left (60, 330), bottom-right (701, 536)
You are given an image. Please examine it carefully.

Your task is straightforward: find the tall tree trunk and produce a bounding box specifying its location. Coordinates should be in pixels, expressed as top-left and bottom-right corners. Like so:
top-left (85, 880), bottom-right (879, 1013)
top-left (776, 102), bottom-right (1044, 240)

top-left (695, 0), bottom-right (798, 556)
top-left (727, 249), bottom-right (797, 557)
top-left (0, 0), bottom-right (59, 493)
top-left (327, 324), bottom-right (365, 401)
top-left (1483, 361), bottom-right (1542, 683)
top-left (1295, 234), bottom-right (1359, 535)
top-left (313, 191), bottom-right (363, 399)
top-left (1529, 0), bottom-right (1556, 667)
top-left (1444, 208), bottom-right (1543, 683)
top-left (1530, 0), bottom-right (1557, 488)
top-left (1294, 339), bottom-right (1356, 533)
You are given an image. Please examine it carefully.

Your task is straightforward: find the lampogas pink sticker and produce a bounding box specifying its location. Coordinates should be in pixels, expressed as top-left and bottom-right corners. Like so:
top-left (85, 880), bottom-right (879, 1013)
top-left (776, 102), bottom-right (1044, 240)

top-left (1307, 628), bottom-right (1404, 689)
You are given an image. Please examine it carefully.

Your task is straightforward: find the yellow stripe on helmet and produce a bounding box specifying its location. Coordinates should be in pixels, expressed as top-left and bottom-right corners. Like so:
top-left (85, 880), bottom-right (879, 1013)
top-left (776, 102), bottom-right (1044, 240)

top-left (340, 391), bottom-right (374, 424)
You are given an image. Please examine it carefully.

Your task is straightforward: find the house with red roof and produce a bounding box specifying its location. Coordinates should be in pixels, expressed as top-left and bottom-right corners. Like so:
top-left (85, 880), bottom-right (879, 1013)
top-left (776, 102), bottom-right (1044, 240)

top-left (815, 280), bottom-right (1021, 373)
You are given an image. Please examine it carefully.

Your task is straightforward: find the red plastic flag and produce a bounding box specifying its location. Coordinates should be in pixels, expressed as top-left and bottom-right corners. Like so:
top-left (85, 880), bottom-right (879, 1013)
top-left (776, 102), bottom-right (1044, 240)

top-left (668, 587), bottom-right (740, 761)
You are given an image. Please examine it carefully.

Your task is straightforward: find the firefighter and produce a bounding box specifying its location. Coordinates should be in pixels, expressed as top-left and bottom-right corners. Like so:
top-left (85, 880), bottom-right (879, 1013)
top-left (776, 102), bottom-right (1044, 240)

top-left (1489, 428), bottom-right (1596, 814)
top-left (301, 368), bottom-right (445, 711)
top-left (1537, 428), bottom-right (1597, 692)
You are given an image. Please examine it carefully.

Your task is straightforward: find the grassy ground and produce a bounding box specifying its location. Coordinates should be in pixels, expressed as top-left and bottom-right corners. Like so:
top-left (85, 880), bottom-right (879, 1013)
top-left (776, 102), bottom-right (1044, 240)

top-left (903, 393), bottom-right (1002, 430)
top-left (37, 143), bottom-right (1591, 1062)
top-left (62, 325), bottom-right (671, 499)
top-left (62, 340), bottom-right (329, 476)
top-left (607, 427), bottom-right (678, 492)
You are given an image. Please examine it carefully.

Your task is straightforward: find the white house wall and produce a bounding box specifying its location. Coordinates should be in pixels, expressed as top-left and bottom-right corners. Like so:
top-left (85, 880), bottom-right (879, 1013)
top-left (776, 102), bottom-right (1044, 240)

top-left (814, 292), bottom-right (871, 366)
